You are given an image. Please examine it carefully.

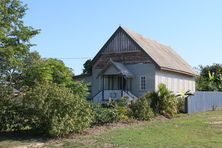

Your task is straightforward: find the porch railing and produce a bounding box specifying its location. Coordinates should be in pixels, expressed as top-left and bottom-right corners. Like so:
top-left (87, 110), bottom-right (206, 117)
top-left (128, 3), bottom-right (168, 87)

top-left (93, 90), bottom-right (137, 103)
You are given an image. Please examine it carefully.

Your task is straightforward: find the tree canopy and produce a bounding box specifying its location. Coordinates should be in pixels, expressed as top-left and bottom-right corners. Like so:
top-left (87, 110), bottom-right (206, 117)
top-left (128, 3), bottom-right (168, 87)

top-left (0, 0), bottom-right (89, 98)
top-left (0, 0), bottom-right (40, 85)
top-left (0, 0), bottom-right (91, 137)
top-left (22, 57), bottom-right (74, 87)
top-left (82, 59), bottom-right (92, 75)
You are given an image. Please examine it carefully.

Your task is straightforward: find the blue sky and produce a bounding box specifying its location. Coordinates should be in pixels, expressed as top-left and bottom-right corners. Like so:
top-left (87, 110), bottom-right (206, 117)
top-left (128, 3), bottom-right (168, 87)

top-left (22, 0), bottom-right (222, 75)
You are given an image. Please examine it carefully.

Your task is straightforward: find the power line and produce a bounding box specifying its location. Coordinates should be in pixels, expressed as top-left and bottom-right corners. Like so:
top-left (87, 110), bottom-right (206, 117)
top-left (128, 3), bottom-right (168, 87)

top-left (55, 57), bottom-right (93, 60)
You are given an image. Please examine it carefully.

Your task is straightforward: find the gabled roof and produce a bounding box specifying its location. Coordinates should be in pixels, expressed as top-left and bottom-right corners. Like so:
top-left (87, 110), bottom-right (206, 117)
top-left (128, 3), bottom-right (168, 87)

top-left (121, 27), bottom-right (197, 76)
top-left (98, 59), bottom-right (134, 78)
top-left (91, 26), bottom-right (197, 76)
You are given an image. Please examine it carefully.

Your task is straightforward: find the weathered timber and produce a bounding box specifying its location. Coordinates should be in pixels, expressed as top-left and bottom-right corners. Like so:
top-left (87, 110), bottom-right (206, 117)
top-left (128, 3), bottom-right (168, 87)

top-left (94, 51), bottom-right (151, 69)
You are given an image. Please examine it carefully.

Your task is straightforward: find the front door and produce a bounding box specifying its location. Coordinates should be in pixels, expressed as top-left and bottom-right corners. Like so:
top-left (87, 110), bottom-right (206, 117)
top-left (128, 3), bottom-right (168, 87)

top-left (118, 76), bottom-right (126, 90)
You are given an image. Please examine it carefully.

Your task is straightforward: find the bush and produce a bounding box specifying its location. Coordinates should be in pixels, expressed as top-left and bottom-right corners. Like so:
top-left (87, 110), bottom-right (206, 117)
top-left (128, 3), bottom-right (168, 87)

top-left (177, 97), bottom-right (185, 113)
top-left (129, 97), bottom-right (154, 121)
top-left (176, 90), bottom-right (193, 113)
top-left (0, 85), bottom-right (32, 131)
top-left (23, 82), bottom-right (93, 136)
top-left (92, 97), bottom-right (130, 125)
top-left (147, 84), bottom-right (178, 118)
top-left (0, 83), bottom-right (93, 136)
top-left (106, 97), bottom-right (130, 121)
top-left (91, 104), bottom-right (119, 125)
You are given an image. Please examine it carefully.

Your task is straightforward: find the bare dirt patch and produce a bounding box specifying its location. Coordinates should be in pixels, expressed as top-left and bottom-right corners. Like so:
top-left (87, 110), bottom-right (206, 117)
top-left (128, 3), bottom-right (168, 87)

top-left (207, 115), bottom-right (222, 131)
top-left (15, 142), bottom-right (45, 148)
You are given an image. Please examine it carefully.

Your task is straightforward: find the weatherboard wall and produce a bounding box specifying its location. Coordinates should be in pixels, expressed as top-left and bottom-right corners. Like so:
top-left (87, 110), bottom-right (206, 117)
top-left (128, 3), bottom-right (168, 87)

top-left (155, 70), bottom-right (196, 93)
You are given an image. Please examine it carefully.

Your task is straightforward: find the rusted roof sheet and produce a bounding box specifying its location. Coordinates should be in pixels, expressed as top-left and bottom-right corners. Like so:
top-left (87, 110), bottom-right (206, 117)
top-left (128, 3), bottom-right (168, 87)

top-left (122, 27), bottom-right (197, 76)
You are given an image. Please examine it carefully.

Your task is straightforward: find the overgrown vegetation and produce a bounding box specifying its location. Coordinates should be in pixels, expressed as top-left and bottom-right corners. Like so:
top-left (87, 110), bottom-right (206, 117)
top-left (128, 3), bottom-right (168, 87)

top-left (0, 86), bottom-right (29, 131)
top-left (0, 83), bottom-right (93, 137)
top-left (145, 84), bottom-right (178, 118)
top-left (196, 64), bottom-right (222, 91)
top-left (92, 97), bottom-right (130, 125)
top-left (92, 104), bottom-right (119, 125)
top-left (129, 97), bottom-right (154, 120)
top-left (92, 84), bottom-right (179, 125)
top-left (0, 0), bottom-right (91, 137)
top-left (23, 83), bottom-right (93, 136)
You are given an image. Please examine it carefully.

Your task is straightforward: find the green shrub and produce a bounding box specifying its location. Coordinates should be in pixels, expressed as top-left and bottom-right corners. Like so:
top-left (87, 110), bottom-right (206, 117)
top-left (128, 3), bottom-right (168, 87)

top-left (177, 97), bottom-right (184, 113)
top-left (115, 97), bottom-right (129, 107)
top-left (109, 97), bottom-right (130, 120)
top-left (146, 84), bottom-right (178, 118)
top-left (0, 86), bottom-right (30, 131)
top-left (143, 91), bottom-right (158, 114)
top-left (23, 82), bottom-right (93, 136)
top-left (92, 97), bottom-right (130, 125)
top-left (129, 97), bottom-right (154, 121)
top-left (91, 104), bottom-right (119, 125)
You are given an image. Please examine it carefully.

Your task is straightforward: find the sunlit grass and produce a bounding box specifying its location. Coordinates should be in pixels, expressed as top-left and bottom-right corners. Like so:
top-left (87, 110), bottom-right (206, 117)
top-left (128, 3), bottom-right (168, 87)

top-left (1, 111), bottom-right (222, 148)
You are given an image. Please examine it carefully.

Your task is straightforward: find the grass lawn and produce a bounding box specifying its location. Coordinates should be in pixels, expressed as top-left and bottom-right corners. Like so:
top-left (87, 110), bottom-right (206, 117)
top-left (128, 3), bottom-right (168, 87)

top-left (1, 111), bottom-right (222, 147)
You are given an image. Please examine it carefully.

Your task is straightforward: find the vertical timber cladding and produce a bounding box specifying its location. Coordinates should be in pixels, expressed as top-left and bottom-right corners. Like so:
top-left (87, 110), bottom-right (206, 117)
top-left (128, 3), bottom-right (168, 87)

top-left (94, 30), bottom-right (151, 69)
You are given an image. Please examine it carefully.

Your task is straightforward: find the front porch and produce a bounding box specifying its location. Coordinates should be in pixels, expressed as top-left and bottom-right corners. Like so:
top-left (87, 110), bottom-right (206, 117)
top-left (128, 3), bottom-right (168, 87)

top-left (93, 60), bottom-right (137, 102)
top-left (93, 89), bottom-right (137, 103)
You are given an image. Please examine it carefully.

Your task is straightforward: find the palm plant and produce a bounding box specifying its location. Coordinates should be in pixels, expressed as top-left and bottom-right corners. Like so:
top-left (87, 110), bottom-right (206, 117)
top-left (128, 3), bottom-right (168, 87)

top-left (176, 90), bottom-right (193, 113)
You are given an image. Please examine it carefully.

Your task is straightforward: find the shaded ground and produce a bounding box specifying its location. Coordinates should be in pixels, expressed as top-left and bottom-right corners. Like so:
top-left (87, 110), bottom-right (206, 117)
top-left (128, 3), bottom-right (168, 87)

top-left (1, 111), bottom-right (222, 148)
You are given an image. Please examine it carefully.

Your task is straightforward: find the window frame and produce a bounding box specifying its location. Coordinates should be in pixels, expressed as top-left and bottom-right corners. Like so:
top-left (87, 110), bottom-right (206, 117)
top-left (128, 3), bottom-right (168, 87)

top-left (140, 75), bottom-right (147, 91)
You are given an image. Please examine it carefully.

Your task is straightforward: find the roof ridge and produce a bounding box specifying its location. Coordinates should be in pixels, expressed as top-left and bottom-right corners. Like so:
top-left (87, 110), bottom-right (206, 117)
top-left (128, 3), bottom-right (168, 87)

top-left (120, 26), bottom-right (197, 76)
top-left (121, 26), bottom-right (171, 49)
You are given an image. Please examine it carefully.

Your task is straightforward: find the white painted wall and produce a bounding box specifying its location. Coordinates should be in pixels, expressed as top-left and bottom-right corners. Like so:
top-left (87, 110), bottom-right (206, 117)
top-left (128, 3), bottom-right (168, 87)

top-left (155, 70), bottom-right (195, 93)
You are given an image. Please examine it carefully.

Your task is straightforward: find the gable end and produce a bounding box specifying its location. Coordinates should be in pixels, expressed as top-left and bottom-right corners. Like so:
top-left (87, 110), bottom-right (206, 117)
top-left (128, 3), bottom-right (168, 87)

top-left (91, 27), bottom-right (156, 69)
top-left (103, 29), bottom-right (140, 53)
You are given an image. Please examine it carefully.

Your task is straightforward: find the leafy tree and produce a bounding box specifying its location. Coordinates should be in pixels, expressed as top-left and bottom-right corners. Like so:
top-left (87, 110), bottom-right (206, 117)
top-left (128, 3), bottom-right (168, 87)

top-left (0, 0), bottom-right (92, 136)
top-left (0, 0), bottom-right (40, 86)
top-left (196, 64), bottom-right (222, 91)
top-left (82, 59), bottom-right (92, 75)
top-left (22, 57), bottom-right (89, 98)
top-left (22, 58), bottom-right (72, 87)
top-left (45, 58), bottom-right (74, 85)
top-left (21, 57), bottom-right (53, 87)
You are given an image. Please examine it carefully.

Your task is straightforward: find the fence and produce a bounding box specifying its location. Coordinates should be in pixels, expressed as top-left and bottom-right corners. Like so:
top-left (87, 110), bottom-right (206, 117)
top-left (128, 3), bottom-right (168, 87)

top-left (186, 91), bottom-right (222, 113)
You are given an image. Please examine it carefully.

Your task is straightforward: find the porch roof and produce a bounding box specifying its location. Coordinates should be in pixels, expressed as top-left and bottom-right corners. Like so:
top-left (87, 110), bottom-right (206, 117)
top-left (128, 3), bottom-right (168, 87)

top-left (98, 59), bottom-right (134, 78)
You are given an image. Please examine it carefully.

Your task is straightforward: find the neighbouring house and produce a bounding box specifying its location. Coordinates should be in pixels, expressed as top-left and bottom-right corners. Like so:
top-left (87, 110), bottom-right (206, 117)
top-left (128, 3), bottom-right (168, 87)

top-left (74, 26), bottom-right (197, 103)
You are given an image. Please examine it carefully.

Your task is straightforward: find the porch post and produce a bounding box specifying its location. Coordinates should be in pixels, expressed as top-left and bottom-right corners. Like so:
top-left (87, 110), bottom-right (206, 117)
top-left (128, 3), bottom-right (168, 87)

top-left (112, 76), bottom-right (114, 90)
top-left (121, 76), bottom-right (123, 97)
top-left (126, 77), bottom-right (128, 92)
top-left (102, 75), bottom-right (104, 101)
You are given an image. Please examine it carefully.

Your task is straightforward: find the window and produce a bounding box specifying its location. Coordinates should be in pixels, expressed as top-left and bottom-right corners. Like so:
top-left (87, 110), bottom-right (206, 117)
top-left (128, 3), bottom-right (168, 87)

top-left (140, 76), bottom-right (146, 90)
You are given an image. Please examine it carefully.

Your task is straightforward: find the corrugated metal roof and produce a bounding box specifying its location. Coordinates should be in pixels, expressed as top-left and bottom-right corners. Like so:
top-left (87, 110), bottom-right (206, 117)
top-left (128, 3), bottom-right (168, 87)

top-left (122, 27), bottom-right (197, 76)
